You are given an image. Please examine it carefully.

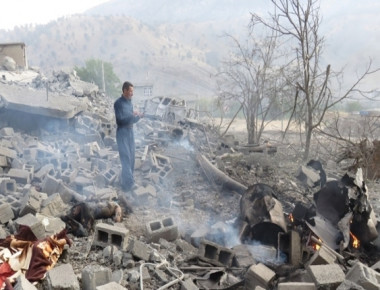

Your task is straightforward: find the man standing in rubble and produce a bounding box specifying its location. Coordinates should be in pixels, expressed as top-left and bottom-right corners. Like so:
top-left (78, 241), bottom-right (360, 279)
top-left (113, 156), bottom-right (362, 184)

top-left (114, 81), bottom-right (143, 192)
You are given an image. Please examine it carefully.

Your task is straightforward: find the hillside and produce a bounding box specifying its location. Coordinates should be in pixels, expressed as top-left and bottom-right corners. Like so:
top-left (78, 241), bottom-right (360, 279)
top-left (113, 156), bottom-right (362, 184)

top-left (1, 0), bottom-right (379, 99)
top-left (0, 14), bottom-right (233, 98)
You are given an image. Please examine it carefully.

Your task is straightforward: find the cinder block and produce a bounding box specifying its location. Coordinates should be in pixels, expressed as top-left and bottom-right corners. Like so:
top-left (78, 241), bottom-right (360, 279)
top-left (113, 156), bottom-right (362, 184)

top-left (41, 174), bottom-right (61, 195)
top-left (0, 226), bottom-right (6, 239)
top-left (94, 223), bottom-right (129, 250)
top-left (15, 213), bottom-right (46, 239)
top-left (19, 190), bottom-right (42, 217)
top-left (307, 264), bottom-right (345, 290)
top-left (232, 244), bottom-right (256, 268)
top-left (146, 216), bottom-right (179, 243)
top-left (61, 168), bottom-right (78, 184)
top-left (0, 156), bottom-right (8, 167)
top-left (290, 230), bottom-right (302, 266)
top-left (40, 193), bottom-right (67, 217)
top-left (82, 264), bottom-right (112, 290)
top-left (0, 146), bottom-right (17, 159)
top-left (36, 214), bottom-right (66, 236)
top-left (44, 264), bottom-right (79, 290)
top-left (245, 263), bottom-right (276, 289)
top-left (307, 245), bottom-right (337, 266)
top-left (278, 282), bottom-right (316, 290)
top-left (345, 261), bottom-right (380, 290)
top-left (127, 239), bottom-right (151, 261)
top-left (99, 168), bottom-right (117, 186)
top-left (34, 164), bottom-right (55, 182)
top-left (0, 203), bottom-right (15, 224)
top-left (198, 240), bottom-right (235, 267)
top-left (0, 177), bottom-right (16, 195)
top-left (6, 168), bottom-right (30, 184)
top-left (22, 164), bottom-right (34, 180)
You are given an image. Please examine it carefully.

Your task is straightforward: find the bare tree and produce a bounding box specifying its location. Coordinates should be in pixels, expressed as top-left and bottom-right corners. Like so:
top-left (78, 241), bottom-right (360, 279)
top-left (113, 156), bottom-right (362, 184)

top-left (216, 29), bottom-right (285, 144)
top-left (252, 0), bottom-right (379, 161)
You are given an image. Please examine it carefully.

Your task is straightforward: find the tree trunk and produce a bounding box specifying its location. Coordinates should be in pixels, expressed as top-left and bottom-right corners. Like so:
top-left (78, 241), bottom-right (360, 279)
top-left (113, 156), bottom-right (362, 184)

top-left (303, 126), bottom-right (312, 161)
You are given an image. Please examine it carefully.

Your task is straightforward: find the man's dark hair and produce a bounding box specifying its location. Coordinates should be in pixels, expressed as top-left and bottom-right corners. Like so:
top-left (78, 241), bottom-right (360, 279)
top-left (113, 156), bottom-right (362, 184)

top-left (122, 81), bottom-right (133, 92)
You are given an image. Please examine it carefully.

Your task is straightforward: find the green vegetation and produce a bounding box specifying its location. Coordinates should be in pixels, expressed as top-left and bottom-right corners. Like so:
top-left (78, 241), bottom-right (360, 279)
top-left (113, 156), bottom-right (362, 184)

top-left (74, 59), bottom-right (121, 97)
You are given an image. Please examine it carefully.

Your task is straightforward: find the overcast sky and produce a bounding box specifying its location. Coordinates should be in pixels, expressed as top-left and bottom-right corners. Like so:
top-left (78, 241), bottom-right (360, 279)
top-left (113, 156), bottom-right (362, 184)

top-left (0, 0), bottom-right (109, 30)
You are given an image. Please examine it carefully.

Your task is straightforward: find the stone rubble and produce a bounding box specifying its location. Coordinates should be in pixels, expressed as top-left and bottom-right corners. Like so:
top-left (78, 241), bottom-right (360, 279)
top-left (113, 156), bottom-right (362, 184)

top-left (0, 69), bottom-right (379, 289)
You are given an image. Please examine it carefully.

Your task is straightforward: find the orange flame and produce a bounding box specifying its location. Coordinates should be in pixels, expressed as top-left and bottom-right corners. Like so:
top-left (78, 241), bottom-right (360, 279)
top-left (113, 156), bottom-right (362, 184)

top-left (350, 232), bottom-right (360, 249)
top-left (289, 213), bottom-right (294, 223)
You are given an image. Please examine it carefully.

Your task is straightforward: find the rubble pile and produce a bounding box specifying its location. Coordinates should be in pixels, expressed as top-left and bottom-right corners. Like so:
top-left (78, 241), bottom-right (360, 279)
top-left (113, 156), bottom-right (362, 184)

top-left (0, 70), bottom-right (380, 289)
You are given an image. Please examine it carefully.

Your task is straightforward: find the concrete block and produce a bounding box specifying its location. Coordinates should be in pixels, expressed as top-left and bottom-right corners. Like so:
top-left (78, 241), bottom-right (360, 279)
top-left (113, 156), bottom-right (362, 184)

top-left (0, 226), bottom-right (6, 239)
top-left (22, 164), bottom-right (34, 180)
top-left (96, 282), bottom-right (127, 290)
top-left (0, 146), bottom-right (17, 159)
top-left (82, 264), bottom-right (112, 290)
top-left (94, 223), bottom-right (129, 250)
top-left (336, 280), bottom-right (365, 290)
top-left (146, 216), bottom-right (179, 243)
top-left (41, 174), bottom-right (61, 195)
top-left (175, 238), bottom-right (197, 256)
top-left (0, 156), bottom-right (8, 167)
top-left (0, 203), bottom-right (15, 223)
top-left (22, 148), bottom-right (37, 161)
top-left (40, 193), bottom-right (67, 217)
top-left (345, 261), bottom-right (380, 290)
top-left (6, 168), bottom-right (30, 184)
top-left (73, 175), bottom-right (93, 193)
top-left (198, 239), bottom-right (235, 267)
top-left (232, 244), bottom-right (256, 268)
top-left (15, 213), bottom-right (46, 239)
top-left (307, 264), bottom-right (345, 290)
top-left (290, 230), bottom-right (302, 266)
top-left (13, 274), bottom-right (38, 290)
top-left (278, 282), bottom-right (316, 290)
top-left (61, 168), bottom-right (78, 184)
top-left (97, 168), bottom-right (117, 186)
top-left (245, 263), bottom-right (276, 289)
top-left (0, 177), bottom-right (16, 194)
top-left (19, 190), bottom-right (42, 217)
top-left (246, 243), bottom-right (278, 264)
top-left (34, 164), bottom-right (55, 182)
top-left (36, 213), bottom-right (66, 236)
top-left (44, 263), bottom-right (80, 290)
top-left (307, 245), bottom-right (337, 266)
top-left (127, 239), bottom-right (151, 261)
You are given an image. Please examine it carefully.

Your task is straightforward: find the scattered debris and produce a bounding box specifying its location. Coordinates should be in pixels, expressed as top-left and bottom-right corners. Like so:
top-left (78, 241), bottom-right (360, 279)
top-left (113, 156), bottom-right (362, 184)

top-left (0, 66), bottom-right (380, 289)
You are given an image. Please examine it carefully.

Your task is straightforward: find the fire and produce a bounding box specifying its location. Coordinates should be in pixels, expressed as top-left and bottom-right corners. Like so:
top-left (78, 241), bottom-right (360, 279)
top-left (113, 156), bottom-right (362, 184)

top-left (289, 213), bottom-right (294, 223)
top-left (350, 232), bottom-right (360, 249)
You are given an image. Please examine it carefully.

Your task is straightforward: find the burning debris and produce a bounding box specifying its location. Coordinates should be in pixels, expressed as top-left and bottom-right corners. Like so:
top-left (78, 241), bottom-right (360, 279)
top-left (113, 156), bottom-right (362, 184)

top-left (0, 67), bottom-right (380, 289)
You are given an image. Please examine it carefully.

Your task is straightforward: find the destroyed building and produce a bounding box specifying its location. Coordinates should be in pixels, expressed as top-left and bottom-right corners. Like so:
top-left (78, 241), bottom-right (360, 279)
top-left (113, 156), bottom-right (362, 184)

top-left (0, 63), bottom-right (380, 290)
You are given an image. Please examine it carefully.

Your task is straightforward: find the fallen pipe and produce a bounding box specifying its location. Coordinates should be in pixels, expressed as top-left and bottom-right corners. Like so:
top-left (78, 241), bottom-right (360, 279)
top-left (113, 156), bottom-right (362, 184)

top-left (196, 153), bottom-right (248, 194)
